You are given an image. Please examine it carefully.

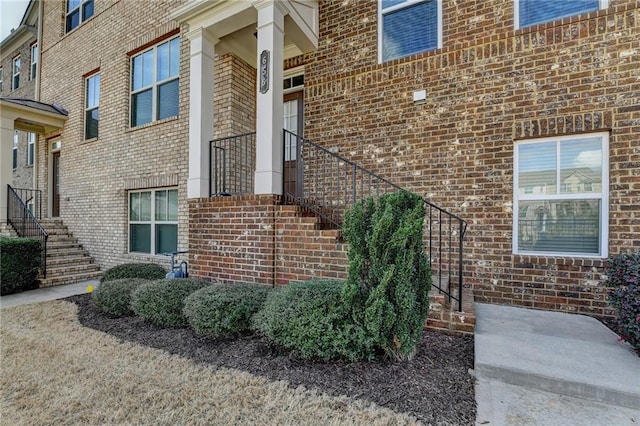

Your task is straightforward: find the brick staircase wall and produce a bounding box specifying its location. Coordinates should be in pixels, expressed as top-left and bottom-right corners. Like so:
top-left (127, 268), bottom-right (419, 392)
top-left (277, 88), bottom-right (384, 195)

top-left (189, 195), bottom-right (474, 335)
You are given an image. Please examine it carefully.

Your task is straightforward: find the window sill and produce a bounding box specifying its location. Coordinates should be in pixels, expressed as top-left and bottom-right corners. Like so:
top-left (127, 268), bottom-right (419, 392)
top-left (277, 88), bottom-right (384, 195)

top-left (126, 115), bottom-right (178, 133)
top-left (512, 253), bottom-right (605, 268)
top-left (80, 137), bottom-right (98, 145)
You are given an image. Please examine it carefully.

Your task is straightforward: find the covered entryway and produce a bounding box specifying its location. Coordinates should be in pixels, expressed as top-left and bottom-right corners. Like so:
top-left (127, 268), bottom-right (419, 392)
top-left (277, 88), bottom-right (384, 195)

top-left (171, 0), bottom-right (319, 199)
top-left (0, 98), bottom-right (68, 222)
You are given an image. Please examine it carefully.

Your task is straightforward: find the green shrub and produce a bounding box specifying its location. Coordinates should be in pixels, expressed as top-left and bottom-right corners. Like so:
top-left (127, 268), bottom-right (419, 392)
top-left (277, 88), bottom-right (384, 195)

top-left (1, 237), bottom-right (42, 296)
top-left (131, 278), bottom-right (210, 327)
top-left (184, 283), bottom-right (270, 339)
top-left (252, 280), bottom-right (374, 362)
top-left (92, 278), bottom-right (149, 317)
top-left (101, 263), bottom-right (166, 283)
top-left (342, 191), bottom-right (431, 361)
top-left (606, 252), bottom-right (640, 352)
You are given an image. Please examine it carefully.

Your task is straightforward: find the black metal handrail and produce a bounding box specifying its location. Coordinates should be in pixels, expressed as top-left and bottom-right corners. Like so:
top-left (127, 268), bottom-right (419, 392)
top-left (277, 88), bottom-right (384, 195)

top-left (283, 130), bottom-right (468, 311)
top-left (209, 133), bottom-right (256, 196)
top-left (11, 187), bottom-right (43, 219)
top-left (7, 185), bottom-right (48, 278)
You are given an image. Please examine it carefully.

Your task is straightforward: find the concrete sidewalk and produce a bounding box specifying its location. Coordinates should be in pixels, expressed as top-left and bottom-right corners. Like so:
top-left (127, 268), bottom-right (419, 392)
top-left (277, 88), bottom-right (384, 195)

top-left (0, 280), bottom-right (98, 309)
top-left (474, 303), bottom-right (640, 425)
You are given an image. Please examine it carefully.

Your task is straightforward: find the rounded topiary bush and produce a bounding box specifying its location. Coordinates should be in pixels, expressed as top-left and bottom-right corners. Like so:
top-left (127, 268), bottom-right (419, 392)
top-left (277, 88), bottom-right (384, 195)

top-left (184, 283), bottom-right (271, 339)
top-left (252, 280), bottom-right (373, 362)
top-left (101, 263), bottom-right (167, 283)
top-left (131, 278), bottom-right (210, 327)
top-left (92, 278), bottom-right (150, 317)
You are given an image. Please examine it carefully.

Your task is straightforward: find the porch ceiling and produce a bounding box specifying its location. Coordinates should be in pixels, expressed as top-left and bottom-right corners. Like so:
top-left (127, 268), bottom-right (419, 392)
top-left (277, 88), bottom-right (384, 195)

top-left (171, 0), bottom-right (318, 67)
top-left (0, 98), bottom-right (68, 134)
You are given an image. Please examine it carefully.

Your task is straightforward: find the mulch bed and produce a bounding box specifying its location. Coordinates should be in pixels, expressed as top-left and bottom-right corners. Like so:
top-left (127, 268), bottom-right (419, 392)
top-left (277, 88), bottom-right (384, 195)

top-left (67, 293), bottom-right (476, 425)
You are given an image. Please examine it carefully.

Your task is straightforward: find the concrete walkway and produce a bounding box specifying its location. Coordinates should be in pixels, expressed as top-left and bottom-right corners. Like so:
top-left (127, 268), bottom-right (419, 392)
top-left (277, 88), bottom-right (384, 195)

top-left (0, 280), bottom-right (99, 309)
top-left (474, 303), bottom-right (640, 425)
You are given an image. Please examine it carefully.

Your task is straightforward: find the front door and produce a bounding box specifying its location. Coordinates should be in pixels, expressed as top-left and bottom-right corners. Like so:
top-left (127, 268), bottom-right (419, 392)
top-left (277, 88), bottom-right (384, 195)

top-left (52, 151), bottom-right (61, 217)
top-left (283, 91), bottom-right (304, 197)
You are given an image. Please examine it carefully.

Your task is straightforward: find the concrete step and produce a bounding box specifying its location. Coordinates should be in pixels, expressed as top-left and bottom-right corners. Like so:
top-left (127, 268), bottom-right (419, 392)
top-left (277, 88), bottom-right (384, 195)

top-left (47, 241), bottom-right (82, 251)
top-left (38, 270), bottom-right (102, 287)
top-left (474, 303), bottom-right (640, 410)
top-left (46, 254), bottom-right (93, 267)
top-left (46, 263), bottom-right (100, 278)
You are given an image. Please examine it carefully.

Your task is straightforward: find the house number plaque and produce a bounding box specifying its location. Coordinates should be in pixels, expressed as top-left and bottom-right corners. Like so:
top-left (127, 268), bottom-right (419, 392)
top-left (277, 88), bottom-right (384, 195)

top-left (259, 50), bottom-right (270, 94)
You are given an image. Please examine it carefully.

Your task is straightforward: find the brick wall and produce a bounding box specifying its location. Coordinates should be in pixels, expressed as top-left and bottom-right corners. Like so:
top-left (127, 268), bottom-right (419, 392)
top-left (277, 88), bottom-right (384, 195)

top-left (1, 27), bottom-right (37, 190)
top-left (188, 195), bottom-right (348, 284)
top-left (37, 0), bottom-right (194, 269)
top-left (300, 0), bottom-right (640, 318)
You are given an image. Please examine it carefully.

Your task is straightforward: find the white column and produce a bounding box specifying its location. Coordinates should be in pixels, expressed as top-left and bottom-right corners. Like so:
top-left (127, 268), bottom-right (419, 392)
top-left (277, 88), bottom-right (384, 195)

top-left (0, 116), bottom-right (15, 222)
top-left (254, 0), bottom-right (285, 195)
top-left (186, 27), bottom-right (218, 199)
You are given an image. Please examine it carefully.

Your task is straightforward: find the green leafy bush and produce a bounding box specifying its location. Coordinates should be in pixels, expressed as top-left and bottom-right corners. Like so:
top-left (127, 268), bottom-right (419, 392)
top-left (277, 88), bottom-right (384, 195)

top-left (1, 237), bottom-right (42, 296)
top-left (92, 278), bottom-right (149, 317)
top-left (342, 191), bottom-right (431, 361)
top-left (606, 252), bottom-right (640, 352)
top-left (184, 283), bottom-right (270, 339)
top-left (252, 280), bottom-right (374, 362)
top-left (131, 278), bottom-right (210, 327)
top-left (101, 263), bottom-right (166, 283)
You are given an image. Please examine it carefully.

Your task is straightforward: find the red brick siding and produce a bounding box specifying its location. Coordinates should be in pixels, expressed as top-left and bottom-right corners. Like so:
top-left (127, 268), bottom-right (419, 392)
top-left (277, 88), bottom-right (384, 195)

top-left (188, 196), bottom-right (348, 285)
top-left (299, 0), bottom-right (640, 318)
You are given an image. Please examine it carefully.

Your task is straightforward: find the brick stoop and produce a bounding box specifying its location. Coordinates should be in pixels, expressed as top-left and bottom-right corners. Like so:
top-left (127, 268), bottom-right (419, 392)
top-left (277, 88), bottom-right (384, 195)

top-left (37, 219), bottom-right (102, 287)
top-left (427, 286), bottom-right (476, 336)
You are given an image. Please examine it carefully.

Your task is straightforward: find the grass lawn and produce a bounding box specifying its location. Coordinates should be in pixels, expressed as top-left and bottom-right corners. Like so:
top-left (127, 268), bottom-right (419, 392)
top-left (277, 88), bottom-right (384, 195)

top-left (1, 300), bottom-right (419, 425)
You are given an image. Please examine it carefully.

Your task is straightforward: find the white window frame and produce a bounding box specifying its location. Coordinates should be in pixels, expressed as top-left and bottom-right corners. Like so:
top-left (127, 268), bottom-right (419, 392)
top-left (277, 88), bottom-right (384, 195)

top-left (27, 133), bottom-right (35, 166)
top-left (12, 56), bottom-right (20, 90)
top-left (85, 72), bottom-right (100, 140)
top-left (129, 36), bottom-right (180, 128)
top-left (13, 131), bottom-right (18, 169)
top-left (66, 0), bottom-right (94, 33)
top-left (378, 0), bottom-right (442, 63)
top-left (30, 43), bottom-right (38, 80)
top-left (128, 188), bottom-right (178, 255)
top-left (514, 0), bottom-right (608, 30)
top-left (513, 132), bottom-right (609, 258)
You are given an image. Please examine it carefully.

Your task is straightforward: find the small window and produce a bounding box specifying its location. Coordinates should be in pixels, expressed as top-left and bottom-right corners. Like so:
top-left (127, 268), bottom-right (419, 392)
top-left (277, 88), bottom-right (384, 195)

top-left (13, 132), bottom-right (18, 169)
top-left (130, 36), bottom-right (180, 127)
top-left (66, 0), bottom-right (94, 33)
top-left (514, 132), bottom-right (608, 257)
top-left (0, 67), bottom-right (3, 92)
top-left (12, 56), bottom-right (20, 90)
top-left (129, 188), bottom-right (178, 254)
top-left (85, 73), bottom-right (100, 139)
top-left (379, 0), bottom-right (441, 62)
top-left (27, 133), bottom-right (35, 166)
top-left (516, 0), bottom-right (606, 29)
top-left (30, 43), bottom-right (38, 80)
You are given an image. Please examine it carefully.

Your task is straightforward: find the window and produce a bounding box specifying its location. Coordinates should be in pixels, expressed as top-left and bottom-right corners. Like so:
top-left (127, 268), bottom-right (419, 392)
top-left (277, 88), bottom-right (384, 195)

top-left (0, 67), bottom-right (3, 92)
top-left (514, 133), bottom-right (608, 257)
top-left (379, 0), bottom-right (441, 62)
top-left (66, 0), bottom-right (94, 33)
top-left (516, 0), bottom-right (605, 29)
top-left (12, 56), bottom-right (20, 90)
top-left (27, 133), bottom-right (35, 166)
top-left (130, 37), bottom-right (180, 127)
top-left (85, 73), bottom-right (100, 139)
top-left (129, 189), bottom-right (178, 254)
top-left (30, 43), bottom-right (38, 80)
top-left (13, 132), bottom-right (18, 169)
